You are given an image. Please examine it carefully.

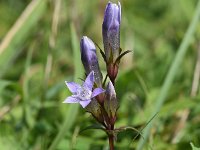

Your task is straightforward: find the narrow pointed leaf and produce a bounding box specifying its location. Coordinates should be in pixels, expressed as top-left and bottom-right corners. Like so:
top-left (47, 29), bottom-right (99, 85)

top-left (79, 124), bottom-right (106, 134)
top-left (115, 50), bottom-right (132, 64)
top-left (95, 42), bottom-right (107, 63)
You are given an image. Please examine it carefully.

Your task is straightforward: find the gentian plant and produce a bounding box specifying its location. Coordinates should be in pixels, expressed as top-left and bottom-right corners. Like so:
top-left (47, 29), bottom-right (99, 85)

top-left (64, 1), bottom-right (132, 150)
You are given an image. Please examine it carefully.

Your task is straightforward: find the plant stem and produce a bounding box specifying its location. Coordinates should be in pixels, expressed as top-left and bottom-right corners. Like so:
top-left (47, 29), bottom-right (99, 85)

top-left (108, 134), bottom-right (114, 150)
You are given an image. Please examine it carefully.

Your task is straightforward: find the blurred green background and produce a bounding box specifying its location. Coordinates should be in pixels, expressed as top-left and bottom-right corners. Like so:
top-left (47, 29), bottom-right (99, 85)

top-left (0, 0), bottom-right (200, 149)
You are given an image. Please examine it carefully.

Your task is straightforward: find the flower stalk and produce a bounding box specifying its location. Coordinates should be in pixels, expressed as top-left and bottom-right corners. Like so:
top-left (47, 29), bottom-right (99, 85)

top-left (109, 134), bottom-right (114, 150)
top-left (63, 1), bottom-right (129, 150)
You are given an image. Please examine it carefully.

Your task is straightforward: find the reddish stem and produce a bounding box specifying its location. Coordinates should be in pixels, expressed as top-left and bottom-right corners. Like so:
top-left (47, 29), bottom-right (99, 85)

top-left (108, 134), bottom-right (114, 150)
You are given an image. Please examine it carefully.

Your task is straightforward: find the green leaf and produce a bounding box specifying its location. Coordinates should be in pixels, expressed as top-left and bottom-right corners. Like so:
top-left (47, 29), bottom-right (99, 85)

top-left (48, 23), bottom-right (83, 150)
top-left (137, 1), bottom-right (200, 149)
top-left (190, 142), bottom-right (200, 150)
top-left (0, 80), bottom-right (11, 94)
top-left (0, 0), bottom-right (48, 77)
top-left (95, 42), bottom-right (107, 63)
top-left (115, 126), bottom-right (143, 137)
top-left (79, 124), bottom-right (105, 134)
top-left (115, 50), bottom-right (132, 64)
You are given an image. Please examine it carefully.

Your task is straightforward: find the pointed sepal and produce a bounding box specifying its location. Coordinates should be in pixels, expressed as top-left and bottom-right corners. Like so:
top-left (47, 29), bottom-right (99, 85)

top-left (115, 50), bottom-right (132, 65)
top-left (79, 124), bottom-right (106, 134)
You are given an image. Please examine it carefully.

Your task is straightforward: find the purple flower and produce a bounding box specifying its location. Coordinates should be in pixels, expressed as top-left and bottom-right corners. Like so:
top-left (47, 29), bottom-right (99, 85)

top-left (102, 1), bottom-right (121, 62)
top-left (63, 71), bottom-right (105, 108)
top-left (80, 36), bottom-right (103, 86)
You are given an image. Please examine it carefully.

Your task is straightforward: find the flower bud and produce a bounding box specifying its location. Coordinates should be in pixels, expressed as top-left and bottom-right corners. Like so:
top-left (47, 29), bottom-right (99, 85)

top-left (85, 99), bottom-right (104, 124)
top-left (80, 36), bottom-right (103, 87)
top-left (102, 2), bottom-right (121, 63)
top-left (104, 81), bottom-right (118, 121)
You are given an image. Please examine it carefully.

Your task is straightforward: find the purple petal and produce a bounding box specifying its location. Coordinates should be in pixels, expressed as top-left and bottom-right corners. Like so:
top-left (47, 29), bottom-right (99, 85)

top-left (106, 81), bottom-right (116, 98)
top-left (118, 2), bottom-right (121, 23)
top-left (102, 2), bottom-right (121, 61)
top-left (103, 2), bottom-right (121, 30)
top-left (80, 36), bottom-right (103, 86)
top-left (83, 71), bottom-right (94, 90)
top-left (91, 88), bottom-right (105, 98)
top-left (65, 81), bottom-right (81, 93)
top-left (79, 100), bottom-right (91, 108)
top-left (63, 96), bottom-right (80, 103)
top-left (80, 36), bottom-right (97, 74)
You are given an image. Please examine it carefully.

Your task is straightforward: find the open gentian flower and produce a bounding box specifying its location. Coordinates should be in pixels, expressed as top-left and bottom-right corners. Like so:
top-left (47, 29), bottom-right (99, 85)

top-left (63, 71), bottom-right (105, 108)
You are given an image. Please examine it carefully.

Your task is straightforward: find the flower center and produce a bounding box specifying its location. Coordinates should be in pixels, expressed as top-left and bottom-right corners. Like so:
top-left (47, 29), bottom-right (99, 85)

top-left (76, 86), bottom-right (92, 100)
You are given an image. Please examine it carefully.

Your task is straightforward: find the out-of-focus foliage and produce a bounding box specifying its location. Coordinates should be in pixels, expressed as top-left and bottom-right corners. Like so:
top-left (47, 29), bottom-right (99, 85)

top-left (0, 0), bottom-right (200, 149)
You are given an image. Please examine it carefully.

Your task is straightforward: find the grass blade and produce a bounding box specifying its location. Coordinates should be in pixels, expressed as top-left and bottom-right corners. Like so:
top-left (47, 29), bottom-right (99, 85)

top-left (136, 1), bottom-right (200, 149)
top-left (0, 0), bottom-right (47, 78)
top-left (48, 23), bottom-right (83, 150)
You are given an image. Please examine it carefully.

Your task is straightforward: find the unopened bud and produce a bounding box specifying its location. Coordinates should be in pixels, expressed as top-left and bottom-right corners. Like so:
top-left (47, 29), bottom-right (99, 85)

top-left (80, 36), bottom-right (103, 87)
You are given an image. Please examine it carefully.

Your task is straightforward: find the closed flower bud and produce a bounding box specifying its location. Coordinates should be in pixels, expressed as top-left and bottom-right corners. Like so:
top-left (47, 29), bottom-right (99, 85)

top-left (104, 81), bottom-right (118, 122)
top-left (102, 1), bottom-right (121, 63)
top-left (80, 36), bottom-right (103, 87)
top-left (85, 99), bottom-right (104, 124)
